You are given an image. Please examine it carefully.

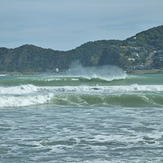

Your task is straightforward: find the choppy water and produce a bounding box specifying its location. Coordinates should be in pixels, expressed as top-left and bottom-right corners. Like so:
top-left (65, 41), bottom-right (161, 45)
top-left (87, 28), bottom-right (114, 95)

top-left (0, 66), bottom-right (163, 162)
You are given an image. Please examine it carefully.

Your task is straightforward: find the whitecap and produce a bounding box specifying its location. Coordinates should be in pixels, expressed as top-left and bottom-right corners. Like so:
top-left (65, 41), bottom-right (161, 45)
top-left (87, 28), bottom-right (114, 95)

top-left (0, 93), bottom-right (54, 107)
top-left (0, 84), bottom-right (39, 95)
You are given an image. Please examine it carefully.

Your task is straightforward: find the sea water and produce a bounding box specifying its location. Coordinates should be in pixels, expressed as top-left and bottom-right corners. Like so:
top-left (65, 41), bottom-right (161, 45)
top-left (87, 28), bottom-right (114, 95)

top-left (0, 66), bottom-right (163, 162)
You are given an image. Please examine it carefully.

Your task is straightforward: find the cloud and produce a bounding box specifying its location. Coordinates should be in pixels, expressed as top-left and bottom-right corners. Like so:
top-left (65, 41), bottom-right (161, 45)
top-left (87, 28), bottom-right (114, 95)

top-left (0, 0), bottom-right (162, 50)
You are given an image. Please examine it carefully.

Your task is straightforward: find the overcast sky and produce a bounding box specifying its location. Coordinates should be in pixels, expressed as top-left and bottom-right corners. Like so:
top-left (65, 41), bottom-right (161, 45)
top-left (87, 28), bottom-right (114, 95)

top-left (0, 0), bottom-right (162, 50)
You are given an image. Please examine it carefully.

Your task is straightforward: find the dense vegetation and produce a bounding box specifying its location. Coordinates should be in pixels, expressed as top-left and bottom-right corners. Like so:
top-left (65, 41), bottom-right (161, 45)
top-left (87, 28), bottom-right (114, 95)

top-left (0, 25), bottom-right (163, 73)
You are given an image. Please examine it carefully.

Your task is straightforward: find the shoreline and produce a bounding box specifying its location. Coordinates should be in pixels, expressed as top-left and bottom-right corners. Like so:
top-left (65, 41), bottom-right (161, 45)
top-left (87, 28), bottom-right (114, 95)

top-left (0, 69), bottom-right (163, 76)
top-left (127, 69), bottom-right (163, 74)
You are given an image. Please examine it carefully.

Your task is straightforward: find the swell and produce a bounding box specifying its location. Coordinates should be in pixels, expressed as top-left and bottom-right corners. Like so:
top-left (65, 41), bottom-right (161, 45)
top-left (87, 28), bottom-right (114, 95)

top-left (51, 94), bottom-right (163, 107)
top-left (1, 73), bottom-right (162, 87)
top-left (1, 94), bottom-right (162, 108)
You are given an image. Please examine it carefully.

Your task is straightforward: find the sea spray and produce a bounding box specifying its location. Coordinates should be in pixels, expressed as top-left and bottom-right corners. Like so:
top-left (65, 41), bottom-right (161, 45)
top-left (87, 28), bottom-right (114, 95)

top-left (66, 61), bottom-right (127, 81)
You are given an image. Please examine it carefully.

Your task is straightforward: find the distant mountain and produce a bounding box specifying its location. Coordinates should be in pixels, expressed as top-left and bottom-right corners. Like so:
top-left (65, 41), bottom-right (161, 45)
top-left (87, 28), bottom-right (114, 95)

top-left (0, 25), bottom-right (163, 73)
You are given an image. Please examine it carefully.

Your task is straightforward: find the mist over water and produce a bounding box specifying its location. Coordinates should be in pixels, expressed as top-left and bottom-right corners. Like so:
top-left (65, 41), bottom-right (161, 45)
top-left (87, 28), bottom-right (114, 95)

top-left (66, 61), bottom-right (127, 81)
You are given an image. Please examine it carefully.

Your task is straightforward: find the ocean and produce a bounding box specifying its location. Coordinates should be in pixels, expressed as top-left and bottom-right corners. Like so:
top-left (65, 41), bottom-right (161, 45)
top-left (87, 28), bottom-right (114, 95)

top-left (0, 66), bottom-right (163, 163)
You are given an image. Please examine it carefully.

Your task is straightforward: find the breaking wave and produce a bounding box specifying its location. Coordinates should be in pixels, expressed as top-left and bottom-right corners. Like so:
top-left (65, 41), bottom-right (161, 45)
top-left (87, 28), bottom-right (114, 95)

top-left (66, 63), bottom-right (127, 81)
top-left (0, 84), bottom-right (38, 95)
top-left (0, 94), bottom-right (53, 107)
top-left (1, 84), bottom-right (163, 108)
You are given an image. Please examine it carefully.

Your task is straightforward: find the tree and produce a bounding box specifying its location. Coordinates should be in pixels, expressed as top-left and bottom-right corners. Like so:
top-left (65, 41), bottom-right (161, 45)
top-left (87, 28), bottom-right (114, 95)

top-left (98, 47), bottom-right (120, 66)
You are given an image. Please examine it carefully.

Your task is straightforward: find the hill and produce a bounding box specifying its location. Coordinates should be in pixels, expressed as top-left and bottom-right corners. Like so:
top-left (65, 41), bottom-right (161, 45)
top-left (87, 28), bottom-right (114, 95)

top-left (0, 25), bottom-right (163, 74)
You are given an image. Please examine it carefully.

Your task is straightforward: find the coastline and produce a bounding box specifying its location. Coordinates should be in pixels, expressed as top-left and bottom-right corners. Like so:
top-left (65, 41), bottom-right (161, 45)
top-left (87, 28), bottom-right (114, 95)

top-left (127, 69), bottom-right (163, 74)
top-left (1, 69), bottom-right (163, 76)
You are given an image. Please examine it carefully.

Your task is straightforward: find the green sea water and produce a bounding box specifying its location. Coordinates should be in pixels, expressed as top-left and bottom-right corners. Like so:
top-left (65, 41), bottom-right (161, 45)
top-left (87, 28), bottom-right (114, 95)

top-left (0, 66), bottom-right (163, 162)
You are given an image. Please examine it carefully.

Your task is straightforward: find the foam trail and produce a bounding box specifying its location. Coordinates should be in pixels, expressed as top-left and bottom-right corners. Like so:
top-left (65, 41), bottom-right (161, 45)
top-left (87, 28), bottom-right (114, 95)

top-left (43, 85), bottom-right (163, 94)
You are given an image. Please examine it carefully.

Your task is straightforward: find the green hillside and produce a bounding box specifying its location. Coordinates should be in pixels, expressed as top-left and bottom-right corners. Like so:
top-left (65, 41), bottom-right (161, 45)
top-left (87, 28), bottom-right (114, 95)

top-left (0, 25), bottom-right (163, 73)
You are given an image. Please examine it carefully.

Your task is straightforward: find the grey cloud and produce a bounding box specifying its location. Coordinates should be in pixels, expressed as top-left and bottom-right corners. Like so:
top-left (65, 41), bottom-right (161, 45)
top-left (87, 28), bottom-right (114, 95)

top-left (0, 0), bottom-right (162, 50)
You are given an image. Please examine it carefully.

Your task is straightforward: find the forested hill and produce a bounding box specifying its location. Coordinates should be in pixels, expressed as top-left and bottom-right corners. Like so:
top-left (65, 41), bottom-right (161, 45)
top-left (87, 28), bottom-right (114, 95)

top-left (0, 25), bottom-right (163, 73)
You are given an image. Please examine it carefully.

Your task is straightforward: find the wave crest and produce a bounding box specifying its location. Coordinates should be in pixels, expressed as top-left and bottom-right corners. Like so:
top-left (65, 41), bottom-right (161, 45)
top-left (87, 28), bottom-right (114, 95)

top-left (0, 84), bottom-right (39, 95)
top-left (1, 84), bottom-right (163, 108)
top-left (0, 93), bottom-right (54, 107)
top-left (66, 63), bottom-right (127, 81)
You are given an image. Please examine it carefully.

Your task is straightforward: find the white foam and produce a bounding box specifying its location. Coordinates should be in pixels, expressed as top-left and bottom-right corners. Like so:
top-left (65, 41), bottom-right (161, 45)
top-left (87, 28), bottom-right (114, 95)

top-left (43, 85), bottom-right (163, 94)
top-left (71, 78), bottom-right (79, 81)
top-left (6, 84), bottom-right (163, 95)
top-left (0, 84), bottom-right (39, 95)
top-left (1, 84), bottom-right (163, 108)
top-left (0, 74), bottom-right (7, 76)
top-left (105, 84), bottom-right (163, 94)
top-left (0, 93), bottom-right (53, 107)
